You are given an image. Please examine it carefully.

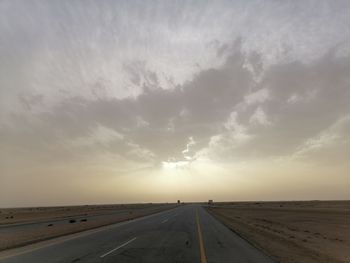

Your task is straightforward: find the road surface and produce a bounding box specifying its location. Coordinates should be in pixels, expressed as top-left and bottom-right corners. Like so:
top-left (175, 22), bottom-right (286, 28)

top-left (0, 205), bottom-right (274, 263)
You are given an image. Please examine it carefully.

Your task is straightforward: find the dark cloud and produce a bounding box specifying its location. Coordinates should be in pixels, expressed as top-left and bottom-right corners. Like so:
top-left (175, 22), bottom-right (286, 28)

top-left (204, 49), bottom-right (350, 161)
top-left (2, 45), bottom-right (250, 164)
top-left (3, 42), bottom-right (350, 168)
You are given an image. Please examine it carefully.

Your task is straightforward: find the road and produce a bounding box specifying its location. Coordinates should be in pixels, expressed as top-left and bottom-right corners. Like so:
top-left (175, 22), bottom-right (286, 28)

top-left (0, 205), bottom-right (274, 263)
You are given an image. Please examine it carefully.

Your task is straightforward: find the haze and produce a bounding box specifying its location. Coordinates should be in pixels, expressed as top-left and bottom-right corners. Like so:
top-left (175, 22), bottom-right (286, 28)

top-left (1, 0), bottom-right (350, 207)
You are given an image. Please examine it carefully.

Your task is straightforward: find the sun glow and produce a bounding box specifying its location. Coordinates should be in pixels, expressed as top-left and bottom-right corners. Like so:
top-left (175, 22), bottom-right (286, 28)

top-left (162, 161), bottom-right (190, 170)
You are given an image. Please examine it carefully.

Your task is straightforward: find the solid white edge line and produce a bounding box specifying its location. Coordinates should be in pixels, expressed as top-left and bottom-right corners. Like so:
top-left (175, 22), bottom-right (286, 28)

top-left (0, 207), bottom-right (180, 260)
top-left (161, 219), bottom-right (168, 223)
top-left (100, 237), bottom-right (137, 258)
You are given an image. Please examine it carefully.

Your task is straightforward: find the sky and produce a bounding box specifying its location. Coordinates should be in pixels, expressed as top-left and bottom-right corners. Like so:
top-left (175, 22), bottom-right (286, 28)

top-left (1, 0), bottom-right (350, 207)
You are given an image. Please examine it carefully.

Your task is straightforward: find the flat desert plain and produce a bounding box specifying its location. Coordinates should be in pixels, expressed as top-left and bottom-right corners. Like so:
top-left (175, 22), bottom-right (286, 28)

top-left (0, 203), bottom-right (177, 250)
top-left (207, 201), bottom-right (350, 263)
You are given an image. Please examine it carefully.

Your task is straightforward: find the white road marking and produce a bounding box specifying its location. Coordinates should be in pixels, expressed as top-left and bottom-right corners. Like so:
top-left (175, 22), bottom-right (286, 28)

top-left (0, 207), bottom-right (178, 260)
top-left (100, 237), bottom-right (137, 258)
top-left (161, 219), bottom-right (168, 223)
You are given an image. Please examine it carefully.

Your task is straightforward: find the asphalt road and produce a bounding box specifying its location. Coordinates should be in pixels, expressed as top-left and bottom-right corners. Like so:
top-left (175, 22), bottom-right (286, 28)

top-left (0, 205), bottom-right (274, 263)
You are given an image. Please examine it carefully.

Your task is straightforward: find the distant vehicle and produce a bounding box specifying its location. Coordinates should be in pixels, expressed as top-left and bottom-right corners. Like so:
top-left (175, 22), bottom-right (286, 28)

top-left (208, 200), bottom-right (213, 205)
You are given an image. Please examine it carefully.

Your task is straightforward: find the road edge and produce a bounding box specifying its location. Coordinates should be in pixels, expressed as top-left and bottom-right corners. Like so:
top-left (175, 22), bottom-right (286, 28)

top-left (204, 206), bottom-right (277, 262)
top-left (0, 205), bottom-right (180, 259)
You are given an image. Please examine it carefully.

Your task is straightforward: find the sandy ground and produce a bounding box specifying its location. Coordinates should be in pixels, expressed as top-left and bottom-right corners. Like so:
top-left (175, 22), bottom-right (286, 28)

top-left (0, 203), bottom-right (169, 224)
top-left (0, 203), bottom-right (177, 250)
top-left (207, 201), bottom-right (350, 263)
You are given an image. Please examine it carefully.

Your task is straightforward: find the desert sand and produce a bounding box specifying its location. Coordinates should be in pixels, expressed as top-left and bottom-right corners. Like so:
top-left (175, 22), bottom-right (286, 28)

top-left (207, 201), bottom-right (350, 263)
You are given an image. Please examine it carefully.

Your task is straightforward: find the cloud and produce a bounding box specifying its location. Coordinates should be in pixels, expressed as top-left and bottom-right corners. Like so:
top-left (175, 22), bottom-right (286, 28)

top-left (193, 47), bottom-right (350, 162)
top-left (2, 41), bottom-right (350, 168)
top-left (293, 115), bottom-right (350, 164)
top-left (182, 136), bottom-right (196, 161)
top-left (71, 125), bottom-right (124, 148)
top-left (249, 107), bottom-right (271, 126)
top-left (244, 88), bottom-right (270, 105)
top-left (1, 0), bottom-right (350, 205)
